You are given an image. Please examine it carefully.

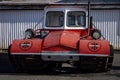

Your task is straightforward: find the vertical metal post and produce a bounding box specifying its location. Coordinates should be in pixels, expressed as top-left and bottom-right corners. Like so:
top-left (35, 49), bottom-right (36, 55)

top-left (90, 16), bottom-right (93, 28)
top-left (88, 1), bottom-right (90, 28)
top-left (80, 1), bottom-right (91, 39)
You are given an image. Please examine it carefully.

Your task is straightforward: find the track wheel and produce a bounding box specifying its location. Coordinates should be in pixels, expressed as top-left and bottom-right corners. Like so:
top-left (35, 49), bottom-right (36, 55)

top-left (106, 45), bottom-right (114, 71)
top-left (8, 45), bottom-right (56, 73)
top-left (20, 57), bottom-right (56, 73)
top-left (8, 45), bottom-right (24, 73)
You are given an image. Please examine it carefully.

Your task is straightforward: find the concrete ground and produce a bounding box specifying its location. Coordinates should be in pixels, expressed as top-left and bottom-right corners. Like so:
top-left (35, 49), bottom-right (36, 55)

top-left (0, 52), bottom-right (120, 80)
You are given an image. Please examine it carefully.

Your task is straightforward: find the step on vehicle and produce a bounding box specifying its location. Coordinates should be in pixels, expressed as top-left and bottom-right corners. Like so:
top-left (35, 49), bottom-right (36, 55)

top-left (8, 2), bottom-right (114, 73)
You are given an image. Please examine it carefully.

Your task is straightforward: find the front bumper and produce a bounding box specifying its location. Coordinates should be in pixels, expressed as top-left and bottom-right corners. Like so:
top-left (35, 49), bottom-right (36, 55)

top-left (11, 52), bottom-right (110, 61)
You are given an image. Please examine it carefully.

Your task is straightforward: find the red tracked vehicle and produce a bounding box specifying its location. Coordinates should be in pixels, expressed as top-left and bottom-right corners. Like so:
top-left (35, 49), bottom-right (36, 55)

top-left (8, 3), bottom-right (114, 72)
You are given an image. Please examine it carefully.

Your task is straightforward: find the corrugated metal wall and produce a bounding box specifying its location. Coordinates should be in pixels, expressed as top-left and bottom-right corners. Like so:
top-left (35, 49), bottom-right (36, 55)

top-left (0, 9), bottom-right (120, 49)
top-left (0, 10), bottom-right (44, 49)
top-left (0, 13), bottom-right (2, 49)
top-left (91, 10), bottom-right (120, 49)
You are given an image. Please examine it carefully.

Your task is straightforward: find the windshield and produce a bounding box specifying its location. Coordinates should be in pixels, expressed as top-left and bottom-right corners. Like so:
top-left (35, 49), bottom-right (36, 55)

top-left (67, 11), bottom-right (86, 27)
top-left (46, 11), bottom-right (64, 27)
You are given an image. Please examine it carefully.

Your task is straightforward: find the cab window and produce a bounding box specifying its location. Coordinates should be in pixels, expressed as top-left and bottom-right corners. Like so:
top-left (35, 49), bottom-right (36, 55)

top-left (67, 11), bottom-right (86, 27)
top-left (46, 11), bottom-right (64, 27)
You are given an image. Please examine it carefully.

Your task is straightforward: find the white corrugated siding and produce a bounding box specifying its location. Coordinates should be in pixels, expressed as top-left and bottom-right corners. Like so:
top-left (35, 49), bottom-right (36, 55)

top-left (91, 10), bottom-right (120, 49)
top-left (0, 12), bottom-right (2, 49)
top-left (0, 9), bottom-right (120, 49)
top-left (0, 10), bottom-right (44, 49)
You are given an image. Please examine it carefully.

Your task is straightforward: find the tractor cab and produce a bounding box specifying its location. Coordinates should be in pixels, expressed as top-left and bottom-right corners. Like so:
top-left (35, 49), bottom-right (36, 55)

top-left (44, 6), bottom-right (87, 30)
top-left (25, 6), bottom-right (101, 40)
top-left (8, 5), bottom-right (114, 73)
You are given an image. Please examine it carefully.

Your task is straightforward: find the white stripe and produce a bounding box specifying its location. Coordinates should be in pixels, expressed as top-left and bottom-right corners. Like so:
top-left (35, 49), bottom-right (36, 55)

top-left (11, 53), bottom-right (41, 55)
top-left (11, 52), bottom-right (109, 57)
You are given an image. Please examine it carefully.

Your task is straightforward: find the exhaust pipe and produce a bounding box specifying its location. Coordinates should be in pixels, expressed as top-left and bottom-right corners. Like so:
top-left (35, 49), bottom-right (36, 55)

top-left (80, 1), bottom-right (91, 39)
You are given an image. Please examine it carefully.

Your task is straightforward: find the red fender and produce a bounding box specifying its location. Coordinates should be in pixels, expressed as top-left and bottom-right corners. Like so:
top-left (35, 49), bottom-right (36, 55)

top-left (79, 40), bottom-right (110, 55)
top-left (10, 39), bottom-right (43, 54)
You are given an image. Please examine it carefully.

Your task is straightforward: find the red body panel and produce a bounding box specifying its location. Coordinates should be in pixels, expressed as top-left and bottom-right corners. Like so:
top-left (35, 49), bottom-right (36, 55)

top-left (11, 39), bottom-right (43, 54)
top-left (79, 40), bottom-right (110, 55)
top-left (60, 31), bottom-right (80, 49)
top-left (43, 30), bottom-right (80, 50)
top-left (10, 30), bottom-right (110, 56)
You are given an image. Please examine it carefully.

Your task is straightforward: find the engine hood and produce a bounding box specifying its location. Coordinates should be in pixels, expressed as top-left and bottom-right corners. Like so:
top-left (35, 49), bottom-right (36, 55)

top-left (43, 31), bottom-right (80, 50)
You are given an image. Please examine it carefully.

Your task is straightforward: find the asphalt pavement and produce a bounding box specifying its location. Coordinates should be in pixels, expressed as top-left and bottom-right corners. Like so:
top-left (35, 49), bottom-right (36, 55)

top-left (0, 52), bottom-right (120, 80)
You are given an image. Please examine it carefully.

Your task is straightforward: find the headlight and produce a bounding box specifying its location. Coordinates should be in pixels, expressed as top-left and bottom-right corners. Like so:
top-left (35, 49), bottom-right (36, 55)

top-left (91, 30), bottom-right (101, 39)
top-left (25, 29), bottom-right (35, 39)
